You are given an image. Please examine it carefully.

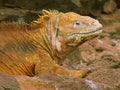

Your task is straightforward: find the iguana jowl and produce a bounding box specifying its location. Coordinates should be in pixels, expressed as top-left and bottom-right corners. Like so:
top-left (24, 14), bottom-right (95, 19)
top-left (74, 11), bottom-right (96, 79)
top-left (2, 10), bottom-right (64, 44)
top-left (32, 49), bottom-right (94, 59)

top-left (0, 10), bottom-right (102, 77)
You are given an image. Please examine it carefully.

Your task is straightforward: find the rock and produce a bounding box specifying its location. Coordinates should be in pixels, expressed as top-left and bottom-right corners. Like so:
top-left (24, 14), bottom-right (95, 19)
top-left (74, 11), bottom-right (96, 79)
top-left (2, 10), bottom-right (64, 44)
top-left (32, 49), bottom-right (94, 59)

top-left (79, 0), bottom-right (106, 17)
top-left (71, 0), bottom-right (81, 7)
top-left (16, 74), bottom-right (96, 90)
top-left (103, 0), bottom-right (117, 14)
top-left (16, 75), bottom-right (55, 90)
top-left (0, 8), bottom-right (40, 23)
top-left (1, 0), bottom-right (54, 9)
top-left (87, 69), bottom-right (120, 90)
top-left (0, 72), bottom-right (99, 90)
top-left (0, 0), bottom-right (107, 17)
top-left (116, 0), bottom-right (120, 8)
top-left (32, 74), bottom-right (92, 90)
top-left (0, 73), bottom-right (20, 90)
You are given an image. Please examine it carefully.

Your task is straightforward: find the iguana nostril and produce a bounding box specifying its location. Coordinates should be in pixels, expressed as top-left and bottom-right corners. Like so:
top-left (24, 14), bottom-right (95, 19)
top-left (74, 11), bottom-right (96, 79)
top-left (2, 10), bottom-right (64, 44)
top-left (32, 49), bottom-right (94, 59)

top-left (92, 20), bottom-right (99, 26)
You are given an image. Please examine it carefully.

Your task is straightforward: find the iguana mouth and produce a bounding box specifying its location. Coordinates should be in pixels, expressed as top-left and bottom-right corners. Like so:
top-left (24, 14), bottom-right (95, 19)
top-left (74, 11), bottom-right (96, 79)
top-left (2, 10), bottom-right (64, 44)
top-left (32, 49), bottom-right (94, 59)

top-left (79, 29), bottom-right (103, 36)
top-left (67, 29), bottom-right (103, 38)
top-left (66, 29), bottom-right (102, 46)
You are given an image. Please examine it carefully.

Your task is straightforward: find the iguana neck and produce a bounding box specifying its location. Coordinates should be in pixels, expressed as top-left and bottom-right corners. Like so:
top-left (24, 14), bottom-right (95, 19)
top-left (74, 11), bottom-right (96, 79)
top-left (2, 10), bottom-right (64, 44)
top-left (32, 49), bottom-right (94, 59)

top-left (31, 26), bottom-right (74, 63)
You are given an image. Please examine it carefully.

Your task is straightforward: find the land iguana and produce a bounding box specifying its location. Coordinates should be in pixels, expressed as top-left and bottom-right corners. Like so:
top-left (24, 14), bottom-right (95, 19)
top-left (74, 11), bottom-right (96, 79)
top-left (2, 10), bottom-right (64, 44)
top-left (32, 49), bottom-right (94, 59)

top-left (0, 10), bottom-right (102, 77)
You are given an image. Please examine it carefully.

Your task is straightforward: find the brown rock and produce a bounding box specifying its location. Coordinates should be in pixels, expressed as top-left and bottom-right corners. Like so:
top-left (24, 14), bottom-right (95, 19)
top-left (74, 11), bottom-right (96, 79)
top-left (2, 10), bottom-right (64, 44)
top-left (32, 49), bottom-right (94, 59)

top-left (87, 69), bottom-right (120, 90)
top-left (79, 0), bottom-right (105, 16)
top-left (16, 73), bottom-right (94, 90)
top-left (0, 73), bottom-right (98, 90)
top-left (103, 0), bottom-right (117, 14)
top-left (0, 73), bottom-right (20, 90)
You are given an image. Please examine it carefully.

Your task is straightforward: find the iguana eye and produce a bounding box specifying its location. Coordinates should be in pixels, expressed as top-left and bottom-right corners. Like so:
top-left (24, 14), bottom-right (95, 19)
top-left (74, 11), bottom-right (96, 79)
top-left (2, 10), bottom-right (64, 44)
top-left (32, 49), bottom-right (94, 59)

top-left (73, 21), bottom-right (84, 28)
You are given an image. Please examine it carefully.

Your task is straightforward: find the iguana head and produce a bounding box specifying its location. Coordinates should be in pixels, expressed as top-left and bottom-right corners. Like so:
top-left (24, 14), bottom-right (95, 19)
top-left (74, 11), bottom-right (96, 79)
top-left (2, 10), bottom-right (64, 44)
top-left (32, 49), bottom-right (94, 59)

top-left (58, 12), bottom-right (102, 46)
top-left (33, 10), bottom-right (102, 56)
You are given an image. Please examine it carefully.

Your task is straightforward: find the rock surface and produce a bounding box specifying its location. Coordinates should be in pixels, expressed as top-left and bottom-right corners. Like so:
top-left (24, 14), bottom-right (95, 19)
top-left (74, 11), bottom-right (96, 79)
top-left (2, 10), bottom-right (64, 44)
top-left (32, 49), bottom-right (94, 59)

top-left (103, 0), bottom-right (117, 14)
top-left (0, 73), bottom-right (20, 90)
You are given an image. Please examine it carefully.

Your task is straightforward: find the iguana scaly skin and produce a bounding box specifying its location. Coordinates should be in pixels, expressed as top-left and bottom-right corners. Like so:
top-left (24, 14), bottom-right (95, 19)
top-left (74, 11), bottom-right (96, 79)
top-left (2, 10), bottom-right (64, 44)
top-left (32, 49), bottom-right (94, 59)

top-left (0, 10), bottom-right (102, 77)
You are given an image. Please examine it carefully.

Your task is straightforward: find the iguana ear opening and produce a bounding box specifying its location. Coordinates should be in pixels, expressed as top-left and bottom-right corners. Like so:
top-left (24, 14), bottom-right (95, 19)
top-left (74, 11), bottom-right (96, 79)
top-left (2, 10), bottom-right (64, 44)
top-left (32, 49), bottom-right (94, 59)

top-left (43, 16), bottom-right (50, 23)
top-left (56, 28), bottom-right (61, 37)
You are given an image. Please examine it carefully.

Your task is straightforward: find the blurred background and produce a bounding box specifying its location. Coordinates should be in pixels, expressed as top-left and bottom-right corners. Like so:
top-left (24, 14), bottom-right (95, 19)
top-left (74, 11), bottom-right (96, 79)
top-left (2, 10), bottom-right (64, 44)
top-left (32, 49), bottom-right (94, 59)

top-left (0, 0), bottom-right (119, 22)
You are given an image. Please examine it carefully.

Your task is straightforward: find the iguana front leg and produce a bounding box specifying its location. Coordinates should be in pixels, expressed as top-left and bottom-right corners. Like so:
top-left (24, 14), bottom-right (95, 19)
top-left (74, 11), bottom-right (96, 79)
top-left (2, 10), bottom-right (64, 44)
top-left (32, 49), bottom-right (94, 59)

top-left (34, 56), bottom-right (88, 77)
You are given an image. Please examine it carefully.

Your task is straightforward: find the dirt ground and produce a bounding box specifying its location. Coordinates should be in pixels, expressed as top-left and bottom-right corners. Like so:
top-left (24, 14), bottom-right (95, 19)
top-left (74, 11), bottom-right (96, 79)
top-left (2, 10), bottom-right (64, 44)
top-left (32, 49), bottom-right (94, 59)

top-left (0, 7), bottom-right (120, 90)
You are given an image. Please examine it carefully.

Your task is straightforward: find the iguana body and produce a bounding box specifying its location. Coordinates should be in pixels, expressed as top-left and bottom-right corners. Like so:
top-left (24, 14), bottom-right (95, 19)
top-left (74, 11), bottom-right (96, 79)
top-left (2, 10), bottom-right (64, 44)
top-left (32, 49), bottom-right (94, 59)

top-left (0, 10), bottom-right (102, 77)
